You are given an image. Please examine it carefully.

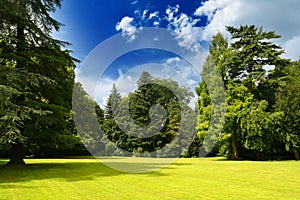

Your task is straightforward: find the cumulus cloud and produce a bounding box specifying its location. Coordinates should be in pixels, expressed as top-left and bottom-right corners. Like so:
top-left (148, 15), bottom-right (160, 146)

top-left (117, 5), bottom-right (202, 52)
top-left (166, 9), bottom-right (202, 52)
top-left (193, 0), bottom-right (300, 60)
top-left (77, 59), bottom-right (201, 108)
top-left (165, 57), bottom-right (181, 65)
top-left (166, 4), bottom-right (179, 21)
top-left (194, 0), bottom-right (231, 21)
top-left (117, 0), bottom-right (300, 59)
top-left (116, 16), bottom-right (140, 42)
top-left (148, 11), bottom-right (161, 27)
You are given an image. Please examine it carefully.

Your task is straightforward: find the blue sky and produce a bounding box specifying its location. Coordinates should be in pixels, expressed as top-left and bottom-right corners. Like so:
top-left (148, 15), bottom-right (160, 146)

top-left (53, 0), bottom-right (205, 61)
top-left (52, 0), bottom-right (300, 106)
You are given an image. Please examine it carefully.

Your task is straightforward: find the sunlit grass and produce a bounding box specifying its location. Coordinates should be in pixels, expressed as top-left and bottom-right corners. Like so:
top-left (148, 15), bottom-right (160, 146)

top-left (0, 157), bottom-right (299, 199)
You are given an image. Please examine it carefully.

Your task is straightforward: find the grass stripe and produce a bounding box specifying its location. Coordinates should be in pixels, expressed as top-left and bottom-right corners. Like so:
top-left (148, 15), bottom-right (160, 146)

top-left (0, 157), bottom-right (299, 199)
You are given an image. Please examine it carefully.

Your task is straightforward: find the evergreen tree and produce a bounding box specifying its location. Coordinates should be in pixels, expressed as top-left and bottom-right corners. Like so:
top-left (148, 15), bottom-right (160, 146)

top-left (102, 84), bottom-right (129, 155)
top-left (226, 25), bottom-right (284, 94)
top-left (0, 0), bottom-right (76, 164)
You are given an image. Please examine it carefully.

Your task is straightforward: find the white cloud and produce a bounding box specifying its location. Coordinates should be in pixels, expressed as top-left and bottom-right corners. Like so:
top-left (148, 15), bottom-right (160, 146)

top-left (142, 9), bottom-right (148, 20)
top-left (166, 57), bottom-right (181, 65)
top-left (194, 0), bottom-right (231, 21)
top-left (149, 11), bottom-right (159, 20)
top-left (153, 21), bottom-right (159, 26)
top-left (134, 9), bottom-right (140, 16)
top-left (77, 59), bottom-right (202, 109)
top-left (116, 74), bottom-right (137, 97)
top-left (194, 0), bottom-right (240, 41)
top-left (162, 58), bottom-right (200, 108)
top-left (166, 5), bottom-right (179, 21)
top-left (130, 0), bottom-right (138, 5)
top-left (163, 57), bottom-right (201, 89)
top-left (194, 0), bottom-right (300, 60)
top-left (76, 73), bottom-right (115, 107)
top-left (118, 69), bottom-right (124, 77)
top-left (76, 71), bottom-right (137, 107)
top-left (148, 11), bottom-right (161, 27)
top-left (134, 9), bottom-right (149, 21)
top-left (167, 10), bottom-right (202, 52)
top-left (116, 16), bottom-right (140, 42)
top-left (127, 75), bottom-right (132, 82)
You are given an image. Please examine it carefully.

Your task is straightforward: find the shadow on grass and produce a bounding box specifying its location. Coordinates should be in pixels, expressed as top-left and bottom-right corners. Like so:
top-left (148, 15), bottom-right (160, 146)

top-left (0, 158), bottom-right (179, 185)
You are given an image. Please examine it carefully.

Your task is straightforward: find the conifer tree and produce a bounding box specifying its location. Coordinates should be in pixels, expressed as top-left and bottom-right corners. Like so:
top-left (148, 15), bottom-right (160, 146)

top-left (0, 0), bottom-right (76, 164)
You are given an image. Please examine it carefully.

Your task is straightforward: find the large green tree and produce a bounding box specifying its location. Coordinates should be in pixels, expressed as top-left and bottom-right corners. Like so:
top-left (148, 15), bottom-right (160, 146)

top-left (100, 72), bottom-right (194, 157)
top-left (197, 26), bottom-right (289, 160)
top-left (128, 72), bottom-right (189, 156)
top-left (0, 0), bottom-right (76, 164)
top-left (225, 25), bottom-right (288, 160)
top-left (275, 60), bottom-right (300, 160)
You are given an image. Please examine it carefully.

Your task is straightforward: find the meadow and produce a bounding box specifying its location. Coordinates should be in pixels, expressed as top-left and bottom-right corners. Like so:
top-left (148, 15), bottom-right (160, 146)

top-left (0, 157), bottom-right (299, 200)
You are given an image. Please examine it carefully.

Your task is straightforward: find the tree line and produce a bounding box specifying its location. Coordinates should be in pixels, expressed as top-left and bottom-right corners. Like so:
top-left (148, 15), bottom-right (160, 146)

top-left (76, 71), bottom-right (197, 158)
top-left (0, 0), bottom-right (299, 164)
top-left (75, 24), bottom-right (300, 160)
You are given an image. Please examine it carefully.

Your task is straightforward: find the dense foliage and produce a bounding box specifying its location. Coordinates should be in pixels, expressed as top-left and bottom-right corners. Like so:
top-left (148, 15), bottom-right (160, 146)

top-left (0, 0), bottom-right (298, 161)
top-left (98, 72), bottom-right (196, 157)
top-left (196, 25), bottom-right (299, 160)
top-left (0, 0), bottom-right (80, 163)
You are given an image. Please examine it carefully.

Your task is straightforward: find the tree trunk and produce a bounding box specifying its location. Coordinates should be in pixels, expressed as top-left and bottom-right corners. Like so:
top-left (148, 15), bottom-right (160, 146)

top-left (248, 80), bottom-right (253, 94)
top-left (7, 3), bottom-right (26, 166)
top-left (256, 151), bottom-right (262, 161)
top-left (231, 133), bottom-right (239, 160)
top-left (7, 142), bottom-right (25, 165)
top-left (294, 150), bottom-right (299, 161)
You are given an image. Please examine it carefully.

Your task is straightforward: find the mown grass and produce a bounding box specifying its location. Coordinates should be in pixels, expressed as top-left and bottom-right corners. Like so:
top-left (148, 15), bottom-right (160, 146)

top-left (0, 157), bottom-right (299, 200)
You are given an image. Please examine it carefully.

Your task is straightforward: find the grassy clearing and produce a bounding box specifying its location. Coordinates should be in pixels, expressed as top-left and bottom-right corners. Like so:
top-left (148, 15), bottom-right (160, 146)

top-left (0, 157), bottom-right (299, 200)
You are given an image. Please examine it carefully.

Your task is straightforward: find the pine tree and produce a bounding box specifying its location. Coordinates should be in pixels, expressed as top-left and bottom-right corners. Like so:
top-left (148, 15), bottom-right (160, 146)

top-left (226, 25), bottom-right (284, 94)
top-left (102, 84), bottom-right (128, 155)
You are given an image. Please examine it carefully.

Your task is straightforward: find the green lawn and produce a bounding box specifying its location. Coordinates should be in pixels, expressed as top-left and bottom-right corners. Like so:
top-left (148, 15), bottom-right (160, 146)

top-left (0, 157), bottom-right (299, 200)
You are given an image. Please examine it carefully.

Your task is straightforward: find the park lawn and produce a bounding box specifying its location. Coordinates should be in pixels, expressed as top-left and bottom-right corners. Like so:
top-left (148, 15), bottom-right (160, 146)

top-left (0, 157), bottom-right (299, 200)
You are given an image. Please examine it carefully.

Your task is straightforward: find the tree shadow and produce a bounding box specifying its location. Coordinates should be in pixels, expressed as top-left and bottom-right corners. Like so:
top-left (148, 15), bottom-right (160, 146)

top-left (96, 157), bottom-right (194, 173)
top-left (0, 158), bottom-right (171, 185)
